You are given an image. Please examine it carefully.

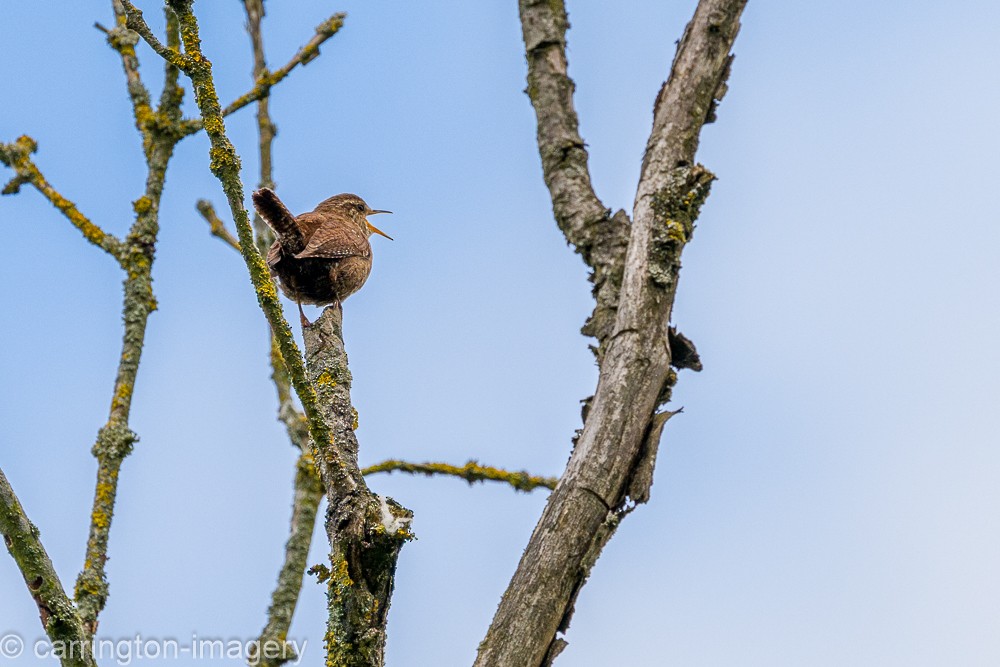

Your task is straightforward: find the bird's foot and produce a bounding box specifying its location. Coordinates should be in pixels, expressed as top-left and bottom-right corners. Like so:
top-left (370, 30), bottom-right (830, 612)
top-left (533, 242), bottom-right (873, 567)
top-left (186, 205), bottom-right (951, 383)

top-left (298, 302), bottom-right (311, 328)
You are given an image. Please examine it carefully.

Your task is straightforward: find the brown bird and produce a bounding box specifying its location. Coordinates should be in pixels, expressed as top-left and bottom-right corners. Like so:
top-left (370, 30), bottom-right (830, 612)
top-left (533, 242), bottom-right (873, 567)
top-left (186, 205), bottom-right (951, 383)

top-left (251, 188), bottom-right (393, 326)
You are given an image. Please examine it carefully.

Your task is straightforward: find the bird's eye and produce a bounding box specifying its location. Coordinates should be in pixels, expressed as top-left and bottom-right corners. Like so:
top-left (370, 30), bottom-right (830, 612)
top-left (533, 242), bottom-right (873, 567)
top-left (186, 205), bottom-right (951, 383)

top-left (355, 203), bottom-right (365, 212)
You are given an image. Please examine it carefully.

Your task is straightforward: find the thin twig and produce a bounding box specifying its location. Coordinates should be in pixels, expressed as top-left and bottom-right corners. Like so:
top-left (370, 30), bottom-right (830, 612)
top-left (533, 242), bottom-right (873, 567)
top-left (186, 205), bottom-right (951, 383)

top-left (244, 0), bottom-right (279, 255)
top-left (363, 459), bottom-right (558, 493)
top-left (176, 11), bottom-right (346, 139)
top-left (0, 136), bottom-right (124, 262)
top-left (118, 0), bottom-right (188, 72)
top-left (196, 199), bottom-right (241, 251)
top-left (106, 0), bottom-right (156, 135)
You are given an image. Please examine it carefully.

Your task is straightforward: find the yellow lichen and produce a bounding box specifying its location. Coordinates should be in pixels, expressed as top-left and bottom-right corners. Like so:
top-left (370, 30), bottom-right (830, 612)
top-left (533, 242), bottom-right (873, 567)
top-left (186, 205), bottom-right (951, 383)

top-left (132, 196), bottom-right (153, 215)
top-left (91, 510), bottom-right (109, 529)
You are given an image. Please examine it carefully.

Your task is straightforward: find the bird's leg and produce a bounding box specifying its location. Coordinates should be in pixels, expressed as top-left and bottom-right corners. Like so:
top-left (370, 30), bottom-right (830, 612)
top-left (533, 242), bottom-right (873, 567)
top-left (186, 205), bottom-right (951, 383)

top-left (297, 300), bottom-right (311, 328)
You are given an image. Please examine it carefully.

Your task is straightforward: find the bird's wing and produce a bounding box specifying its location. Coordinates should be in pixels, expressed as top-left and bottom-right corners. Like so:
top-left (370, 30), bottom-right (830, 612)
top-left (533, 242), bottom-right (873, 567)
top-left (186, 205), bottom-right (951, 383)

top-left (266, 241), bottom-right (283, 268)
top-left (295, 223), bottom-right (371, 260)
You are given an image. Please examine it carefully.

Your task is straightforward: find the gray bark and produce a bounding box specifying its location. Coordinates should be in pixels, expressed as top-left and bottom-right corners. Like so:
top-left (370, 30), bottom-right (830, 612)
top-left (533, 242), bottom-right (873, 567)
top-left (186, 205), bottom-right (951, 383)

top-left (475, 1), bottom-right (747, 665)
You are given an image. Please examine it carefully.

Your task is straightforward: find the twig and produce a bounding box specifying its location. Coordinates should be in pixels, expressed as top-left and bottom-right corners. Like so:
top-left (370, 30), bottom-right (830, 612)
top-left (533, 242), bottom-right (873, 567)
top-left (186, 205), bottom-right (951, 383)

top-left (118, 0), bottom-right (189, 72)
top-left (363, 459), bottom-right (558, 493)
top-left (0, 468), bottom-right (96, 667)
top-left (74, 0), bottom-right (186, 634)
top-left (176, 11), bottom-right (346, 139)
top-left (105, 0), bottom-right (156, 135)
top-left (252, 452), bottom-right (324, 667)
top-left (244, 0), bottom-right (279, 255)
top-left (475, 2), bottom-right (747, 665)
top-left (0, 136), bottom-right (124, 262)
top-left (196, 199), bottom-right (241, 251)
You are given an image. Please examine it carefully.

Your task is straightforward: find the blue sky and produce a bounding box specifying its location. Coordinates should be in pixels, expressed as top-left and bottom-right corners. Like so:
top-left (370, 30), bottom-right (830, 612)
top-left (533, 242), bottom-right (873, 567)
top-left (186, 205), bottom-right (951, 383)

top-left (2, 1), bottom-right (1000, 665)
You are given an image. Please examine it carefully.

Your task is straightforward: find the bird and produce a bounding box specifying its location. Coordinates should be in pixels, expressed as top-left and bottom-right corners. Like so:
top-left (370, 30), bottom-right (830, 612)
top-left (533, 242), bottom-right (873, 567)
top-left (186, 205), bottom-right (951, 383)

top-left (251, 188), bottom-right (393, 326)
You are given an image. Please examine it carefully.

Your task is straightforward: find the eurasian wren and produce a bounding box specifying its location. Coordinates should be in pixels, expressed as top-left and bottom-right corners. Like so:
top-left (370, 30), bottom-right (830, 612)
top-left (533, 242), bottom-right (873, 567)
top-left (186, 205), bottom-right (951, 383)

top-left (251, 188), bottom-right (392, 326)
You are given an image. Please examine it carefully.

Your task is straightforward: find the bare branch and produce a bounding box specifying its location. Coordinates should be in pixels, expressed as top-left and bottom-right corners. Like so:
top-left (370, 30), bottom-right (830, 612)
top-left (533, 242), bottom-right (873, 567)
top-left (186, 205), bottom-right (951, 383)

top-left (106, 0), bottom-right (156, 133)
top-left (304, 307), bottom-right (412, 665)
top-left (120, 0), bottom-right (189, 72)
top-left (237, 5), bottom-right (323, 662)
top-left (156, 5), bottom-right (185, 118)
top-left (75, 0), bottom-right (189, 632)
top-left (135, 6), bottom-right (410, 662)
top-left (225, 13), bottom-right (346, 117)
top-left (252, 453), bottom-right (324, 667)
top-left (1, 468), bottom-right (96, 667)
top-left (244, 0), bottom-right (280, 255)
top-left (0, 136), bottom-right (124, 262)
top-left (196, 199), bottom-right (241, 251)
top-left (176, 11), bottom-right (346, 139)
top-left (475, 2), bottom-right (747, 665)
top-left (518, 0), bottom-right (629, 350)
top-left (363, 459), bottom-right (557, 493)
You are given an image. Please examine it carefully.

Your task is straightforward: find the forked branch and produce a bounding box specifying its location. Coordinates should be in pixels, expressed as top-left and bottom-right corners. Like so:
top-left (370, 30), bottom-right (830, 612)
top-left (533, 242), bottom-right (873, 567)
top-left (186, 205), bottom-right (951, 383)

top-left (475, 1), bottom-right (747, 665)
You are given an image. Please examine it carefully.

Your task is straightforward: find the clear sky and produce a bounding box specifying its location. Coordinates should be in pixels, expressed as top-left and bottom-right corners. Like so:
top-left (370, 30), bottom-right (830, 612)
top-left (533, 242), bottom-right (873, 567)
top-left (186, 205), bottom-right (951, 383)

top-left (2, 1), bottom-right (1000, 665)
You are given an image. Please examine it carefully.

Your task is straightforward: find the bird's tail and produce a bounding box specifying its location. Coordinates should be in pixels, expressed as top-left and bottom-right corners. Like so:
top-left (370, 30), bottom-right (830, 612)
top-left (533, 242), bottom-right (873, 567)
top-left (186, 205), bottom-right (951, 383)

top-left (252, 188), bottom-right (305, 254)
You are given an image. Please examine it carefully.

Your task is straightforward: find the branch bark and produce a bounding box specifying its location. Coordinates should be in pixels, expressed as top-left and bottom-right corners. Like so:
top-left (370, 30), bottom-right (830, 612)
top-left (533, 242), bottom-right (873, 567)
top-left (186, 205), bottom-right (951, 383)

top-left (475, 2), bottom-right (746, 665)
top-left (73, 3), bottom-right (187, 633)
top-left (302, 308), bottom-right (413, 666)
top-left (0, 469), bottom-right (96, 667)
top-left (176, 11), bottom-right (345, 139)
top-left (0, 136), bottom-right (124, 262)
top-left (363, 460), bottom-right (557, 492)
top-left (236, 4), bottom-right (323, 664)
top-left (127, 4), bottom-right (411, 664)
top-left (518, 0), bottom-right (629, 351)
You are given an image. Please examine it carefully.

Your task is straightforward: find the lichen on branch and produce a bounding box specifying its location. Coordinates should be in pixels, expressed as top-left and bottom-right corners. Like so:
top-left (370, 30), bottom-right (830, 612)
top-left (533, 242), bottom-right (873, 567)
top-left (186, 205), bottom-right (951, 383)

top-left (0, 136), bottom-right (124, 262)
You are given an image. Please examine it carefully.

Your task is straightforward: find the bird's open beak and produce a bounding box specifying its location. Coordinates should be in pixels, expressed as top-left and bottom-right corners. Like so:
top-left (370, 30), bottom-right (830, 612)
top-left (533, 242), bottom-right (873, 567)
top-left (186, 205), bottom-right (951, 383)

top-left (366, 211), bottom-right (393, 240)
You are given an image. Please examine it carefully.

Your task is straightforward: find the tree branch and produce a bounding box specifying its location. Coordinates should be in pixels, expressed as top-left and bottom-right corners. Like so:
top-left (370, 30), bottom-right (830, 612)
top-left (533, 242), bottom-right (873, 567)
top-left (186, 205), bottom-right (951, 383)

top-left (475, 2), bottom-right (747, 665)
top-left (243, 0), bottom-right (279, 256)
top-left (0, 136), bottom-right (124, 262)
top-left (104, 0), bottom-right (157, 137)
top-left (518, 0), bottom-right (630, 351)
top-left (74, 1), bottom-right (186, 634)
top-left (236, 4), bottom-right (323, 664)
top-left (303, 307), bottom-right (413, 666)
top-left (131, 4), bottom-right (411, 663)
top-left (253, 452), bottom-right (324, 667)
top-left (117, 0), bottom-right (190, 73)
top-left (196, 199), bottom-right (241, 251)
top-left (176, 10), bottom-right (346, 139)
top-left (363, 459), bottom-right (558, 493)
top-left (1, 468), bottom-right (96, 667)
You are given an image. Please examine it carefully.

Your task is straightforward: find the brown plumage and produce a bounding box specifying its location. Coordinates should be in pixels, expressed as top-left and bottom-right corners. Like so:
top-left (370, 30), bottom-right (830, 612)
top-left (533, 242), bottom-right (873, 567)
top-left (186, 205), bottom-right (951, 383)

top-left (251, 188), bottom-right (392, 326)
